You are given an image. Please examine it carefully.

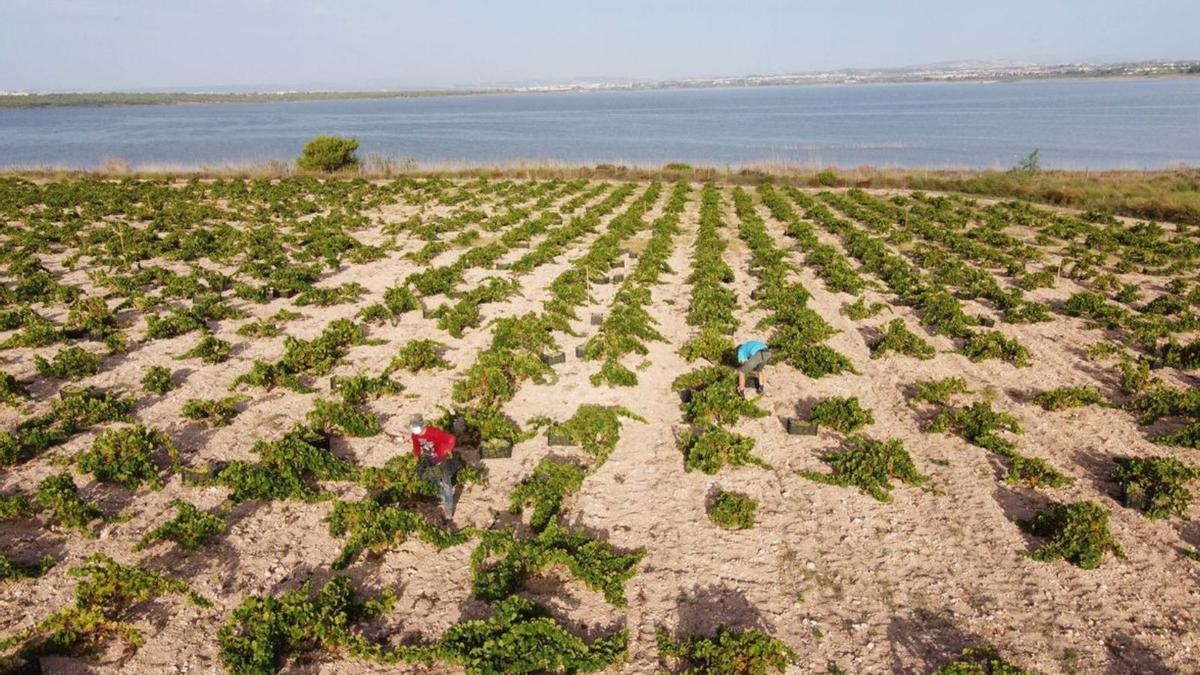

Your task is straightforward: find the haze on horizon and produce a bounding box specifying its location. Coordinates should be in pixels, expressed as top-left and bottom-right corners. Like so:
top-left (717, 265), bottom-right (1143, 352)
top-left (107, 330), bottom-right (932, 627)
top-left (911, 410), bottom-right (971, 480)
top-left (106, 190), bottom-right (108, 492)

top-left (1, 0), bottom-right (1198, 92)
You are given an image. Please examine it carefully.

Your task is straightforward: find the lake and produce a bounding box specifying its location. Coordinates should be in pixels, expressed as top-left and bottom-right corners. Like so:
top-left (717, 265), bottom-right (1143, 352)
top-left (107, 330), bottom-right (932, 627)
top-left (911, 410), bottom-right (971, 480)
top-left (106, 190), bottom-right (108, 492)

top-left (1, 77), bottom-right (1197, 170)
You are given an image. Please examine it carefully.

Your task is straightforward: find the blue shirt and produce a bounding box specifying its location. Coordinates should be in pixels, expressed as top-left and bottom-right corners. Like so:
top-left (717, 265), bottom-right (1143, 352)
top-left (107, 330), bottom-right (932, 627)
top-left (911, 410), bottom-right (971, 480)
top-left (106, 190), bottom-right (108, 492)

top-left (736, 340), bottom-right (769, 364)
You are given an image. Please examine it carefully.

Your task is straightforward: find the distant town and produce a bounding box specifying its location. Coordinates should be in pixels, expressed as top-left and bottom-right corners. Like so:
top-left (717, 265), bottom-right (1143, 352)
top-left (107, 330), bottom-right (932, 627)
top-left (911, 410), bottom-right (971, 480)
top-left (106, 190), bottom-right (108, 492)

top-left (2, 59), bottom-right (1197, 107)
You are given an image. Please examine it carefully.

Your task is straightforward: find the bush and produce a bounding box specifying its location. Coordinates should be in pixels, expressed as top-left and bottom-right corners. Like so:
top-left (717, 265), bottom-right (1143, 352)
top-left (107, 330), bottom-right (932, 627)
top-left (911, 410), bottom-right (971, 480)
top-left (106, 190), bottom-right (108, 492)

top-left (1019, 501), bottom-right (1124, 569)
top-left (441, 596), bottom-right (627, 674)
top-left (141, 366), bottom-right (174, 395)
top-left (1031, 386), bottom-right (1108, 411)
top-left (1005, 452), bottom-right (1074, 489)
top-left (306, 399), bottom-right (381, 437)
top-left (180, 333), bottom-right (232, 364)
top-left (707, 490), bottom-right (757, 530)
top-left (297, 135), bottom-right (360, 172)
top-left (673, 366), bottom-right (768, 426)
top-left (679, 425), bottom-right (770, 475)
top-left (0, 371), bottom-right (29, 409)
top-left (34, 346), bottom-right (102, 380)
top-left (962, 331), bottom-right (1030, 367)
top-left (910, 377), bottom-right (970, 405)
top-left (76, 424), bottom-right (176, 490)
top-left (325, 499), bottom-right (468, 569)
top-left (387, 339), bottom-right (451, 373)
top-left (35, 473), bottom-right (102, 534)
top-left (927, 401), bottom-right (1021, 453)
top-left (808, 396), bottom-right (874, 433)
top-left (333, 372), bottom-right (402, 404)
top-left (545, 404), bottom-right (646, 466)
top-left (1110, 456), bottom-right (1198, 519)
top-left (470, 524), bottom-right (644, 607)
top-left (934, 646), bottom-right (1033, 674)
top-left (7, 555), bottom-right (208, 661)
top-left (218, 575), bottom-right (400, 674)
top-left (199, 425), bottom-right (357, 503)
top-left (657, 625), bottom-right (797, 674)
top-left (842, 295), bottom-right (888, 320)
top-left (870, 319), bottom-right (935, 360)
top-left (182, 396), bottom-right (245, 427)
top-left (816, 169), bottom-right (839, 187)
top-left (137, 500), bottom-right (226, 551)
top-left (799, 436), bottom-right (928, 502)
top-left (509, 458), bottom-right (587, 532)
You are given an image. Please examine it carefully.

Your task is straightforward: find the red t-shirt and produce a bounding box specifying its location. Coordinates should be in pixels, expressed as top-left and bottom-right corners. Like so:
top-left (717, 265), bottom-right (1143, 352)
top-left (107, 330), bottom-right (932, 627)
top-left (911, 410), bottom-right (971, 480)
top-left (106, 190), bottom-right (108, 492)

top-left (412, 426), bottom-right (456, 463)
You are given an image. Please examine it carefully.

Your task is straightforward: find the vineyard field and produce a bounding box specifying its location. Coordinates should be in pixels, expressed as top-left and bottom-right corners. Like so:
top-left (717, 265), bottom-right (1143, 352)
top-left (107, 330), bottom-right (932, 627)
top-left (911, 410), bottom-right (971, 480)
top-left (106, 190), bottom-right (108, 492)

top-left (1, 175), bottom-right (1198, 674)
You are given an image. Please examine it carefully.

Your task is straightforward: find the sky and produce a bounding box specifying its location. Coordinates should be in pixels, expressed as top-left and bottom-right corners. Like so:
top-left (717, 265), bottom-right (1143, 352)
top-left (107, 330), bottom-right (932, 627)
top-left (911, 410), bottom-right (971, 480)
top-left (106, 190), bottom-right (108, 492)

top-left (1, 0), bottom-right (1198, 92)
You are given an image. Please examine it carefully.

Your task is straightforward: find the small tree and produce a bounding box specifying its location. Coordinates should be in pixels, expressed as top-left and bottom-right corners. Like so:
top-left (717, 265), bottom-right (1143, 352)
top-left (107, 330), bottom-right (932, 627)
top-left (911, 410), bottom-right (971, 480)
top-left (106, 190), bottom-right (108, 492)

top-left (1013, 148), bottom-right (1041, 175)
top-left (297, 135), bottom-right (360, 172)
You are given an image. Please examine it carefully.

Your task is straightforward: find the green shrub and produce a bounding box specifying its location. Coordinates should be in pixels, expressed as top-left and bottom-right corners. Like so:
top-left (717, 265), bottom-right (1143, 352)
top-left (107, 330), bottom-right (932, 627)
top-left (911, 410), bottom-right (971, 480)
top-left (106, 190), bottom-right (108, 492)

top-left (1110, 456), bottom-right (1198, 519)
top-left (1, 387), bottom-right (135, 467)
top-left (816, 170), bottom-right (838, 187)
top-left (673, 367), bottom-right (768, 426)
top-left (306, 399), bottom-right (381, 437)
top-left (182, 396), bottom-right (245, 427)
top-left (870, 319), bottom-right (935, 360)
top-left (933, 646), bottom-right (1033, 674)
top-left (545, 404), bottom-right (646, 466)
top-left (35, 473), bottom-right (102, 534)
top-left (0, 492), bottom-right (33, 520)
top-left (928, 401), bottom-right (1021, 454)
top-left (1005, 453), bottom-right (1074, 489)
top-left (6, 555), bottom-right (208, 661)
top-left (809, 396), bottom-right (874, 433)
top-left (962, 331), bottom-right (1030, 367)
top-left (656, 624), bottom-right (797, 674)
top-left (799, 436), bottom-right (928, 502)
top-left (0, 371), bottom-right (29, 409)
top-left (679, 325), bottom-right (734, 365)
top-left (842, 295), bottom-right (888, 320)
top-left (141, 366), bottom-right (174, 395)
top-left (333, 372), bottom-right (402, 404)
top-left (136, 500), bottom-right (225, 551)
top-left (1031, 386), bottom-right (1107, 411)
top-left (34, 346), bottom-right (102, 380)
top-left (387, 339), bottom-right (451, 373)
top-left (910, 377), bottom-right (971, 405)
top-left (179, 333), bottom-right (232, 364)
top-left (470, 524), bottom-right (644, 606)
top-left (441, 596), bottom-right (627, 674)
top-left (325, 499), bottom-right (468, 569)
top-left (198, 425), bottom-right (357, 503)
top-left (0, 553), bottom-right (55, 582)
top-left (509, 458), bottom-right (587, 532)
top-left (679, 425), bottom-right (770, 474)
top-left (218, 575), bottom-right (399, 675)
top-left (707, 490), bottom-right (757, 530)
top-left (297, 135), bottom-right (360, 172)
top-left (294, 282), bottom-right (367, 308)
top-left (76, 424), bottom-right (176, 490)
top-left (1019, 501), bottom-right (1124, 569)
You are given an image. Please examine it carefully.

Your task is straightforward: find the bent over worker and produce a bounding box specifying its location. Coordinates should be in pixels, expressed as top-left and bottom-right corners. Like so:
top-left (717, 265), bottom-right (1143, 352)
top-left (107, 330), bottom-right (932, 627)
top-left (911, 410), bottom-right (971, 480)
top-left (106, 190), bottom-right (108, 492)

top-left (735, 339), bottom-right (771, 397)
top-left (410, 414), bottom-right (459, 517)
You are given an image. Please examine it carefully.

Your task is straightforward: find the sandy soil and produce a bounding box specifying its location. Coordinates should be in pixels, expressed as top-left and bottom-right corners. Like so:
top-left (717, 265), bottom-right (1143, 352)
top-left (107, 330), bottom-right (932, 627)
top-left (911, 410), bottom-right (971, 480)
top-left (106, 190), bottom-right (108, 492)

top-left (1, 180), bottom-right (1198, 674)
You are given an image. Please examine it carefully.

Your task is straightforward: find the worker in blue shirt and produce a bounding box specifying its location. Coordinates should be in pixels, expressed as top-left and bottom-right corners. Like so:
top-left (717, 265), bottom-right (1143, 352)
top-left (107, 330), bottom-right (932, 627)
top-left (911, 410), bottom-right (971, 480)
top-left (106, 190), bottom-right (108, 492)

top-left (735, 340), bottom-right (771, 397)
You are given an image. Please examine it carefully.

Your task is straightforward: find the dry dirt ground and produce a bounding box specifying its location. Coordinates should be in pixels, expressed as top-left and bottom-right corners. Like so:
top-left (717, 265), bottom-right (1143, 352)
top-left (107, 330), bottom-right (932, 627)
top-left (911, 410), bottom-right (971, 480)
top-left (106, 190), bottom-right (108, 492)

top-left (1, 179), bottom-right (1197, 674)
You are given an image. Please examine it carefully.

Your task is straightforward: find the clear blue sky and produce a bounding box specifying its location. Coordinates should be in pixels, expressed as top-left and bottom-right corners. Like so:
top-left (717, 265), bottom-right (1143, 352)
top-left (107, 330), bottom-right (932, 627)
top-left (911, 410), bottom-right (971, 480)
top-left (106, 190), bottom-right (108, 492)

top-left (2, 0), bottom-right (1197, 91)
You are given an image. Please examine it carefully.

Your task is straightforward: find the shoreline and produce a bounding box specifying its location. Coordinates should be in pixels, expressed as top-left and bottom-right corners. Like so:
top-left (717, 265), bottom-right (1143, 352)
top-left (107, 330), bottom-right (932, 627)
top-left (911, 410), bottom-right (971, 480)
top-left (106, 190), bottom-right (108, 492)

top-left (2, 71), bottom-right (1197, 110)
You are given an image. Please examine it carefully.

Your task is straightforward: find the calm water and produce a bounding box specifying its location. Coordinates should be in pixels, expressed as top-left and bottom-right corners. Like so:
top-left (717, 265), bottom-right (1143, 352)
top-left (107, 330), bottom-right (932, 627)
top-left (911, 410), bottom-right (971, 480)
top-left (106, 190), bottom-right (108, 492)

top-left (1, 78), bottom-right (1198, 170)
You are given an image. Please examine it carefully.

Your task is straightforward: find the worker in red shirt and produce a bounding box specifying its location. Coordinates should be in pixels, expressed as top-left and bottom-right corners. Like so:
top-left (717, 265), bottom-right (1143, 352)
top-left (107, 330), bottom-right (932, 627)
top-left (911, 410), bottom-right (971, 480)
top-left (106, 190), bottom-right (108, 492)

top-left (410, 414), bottom-right (459, 517)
